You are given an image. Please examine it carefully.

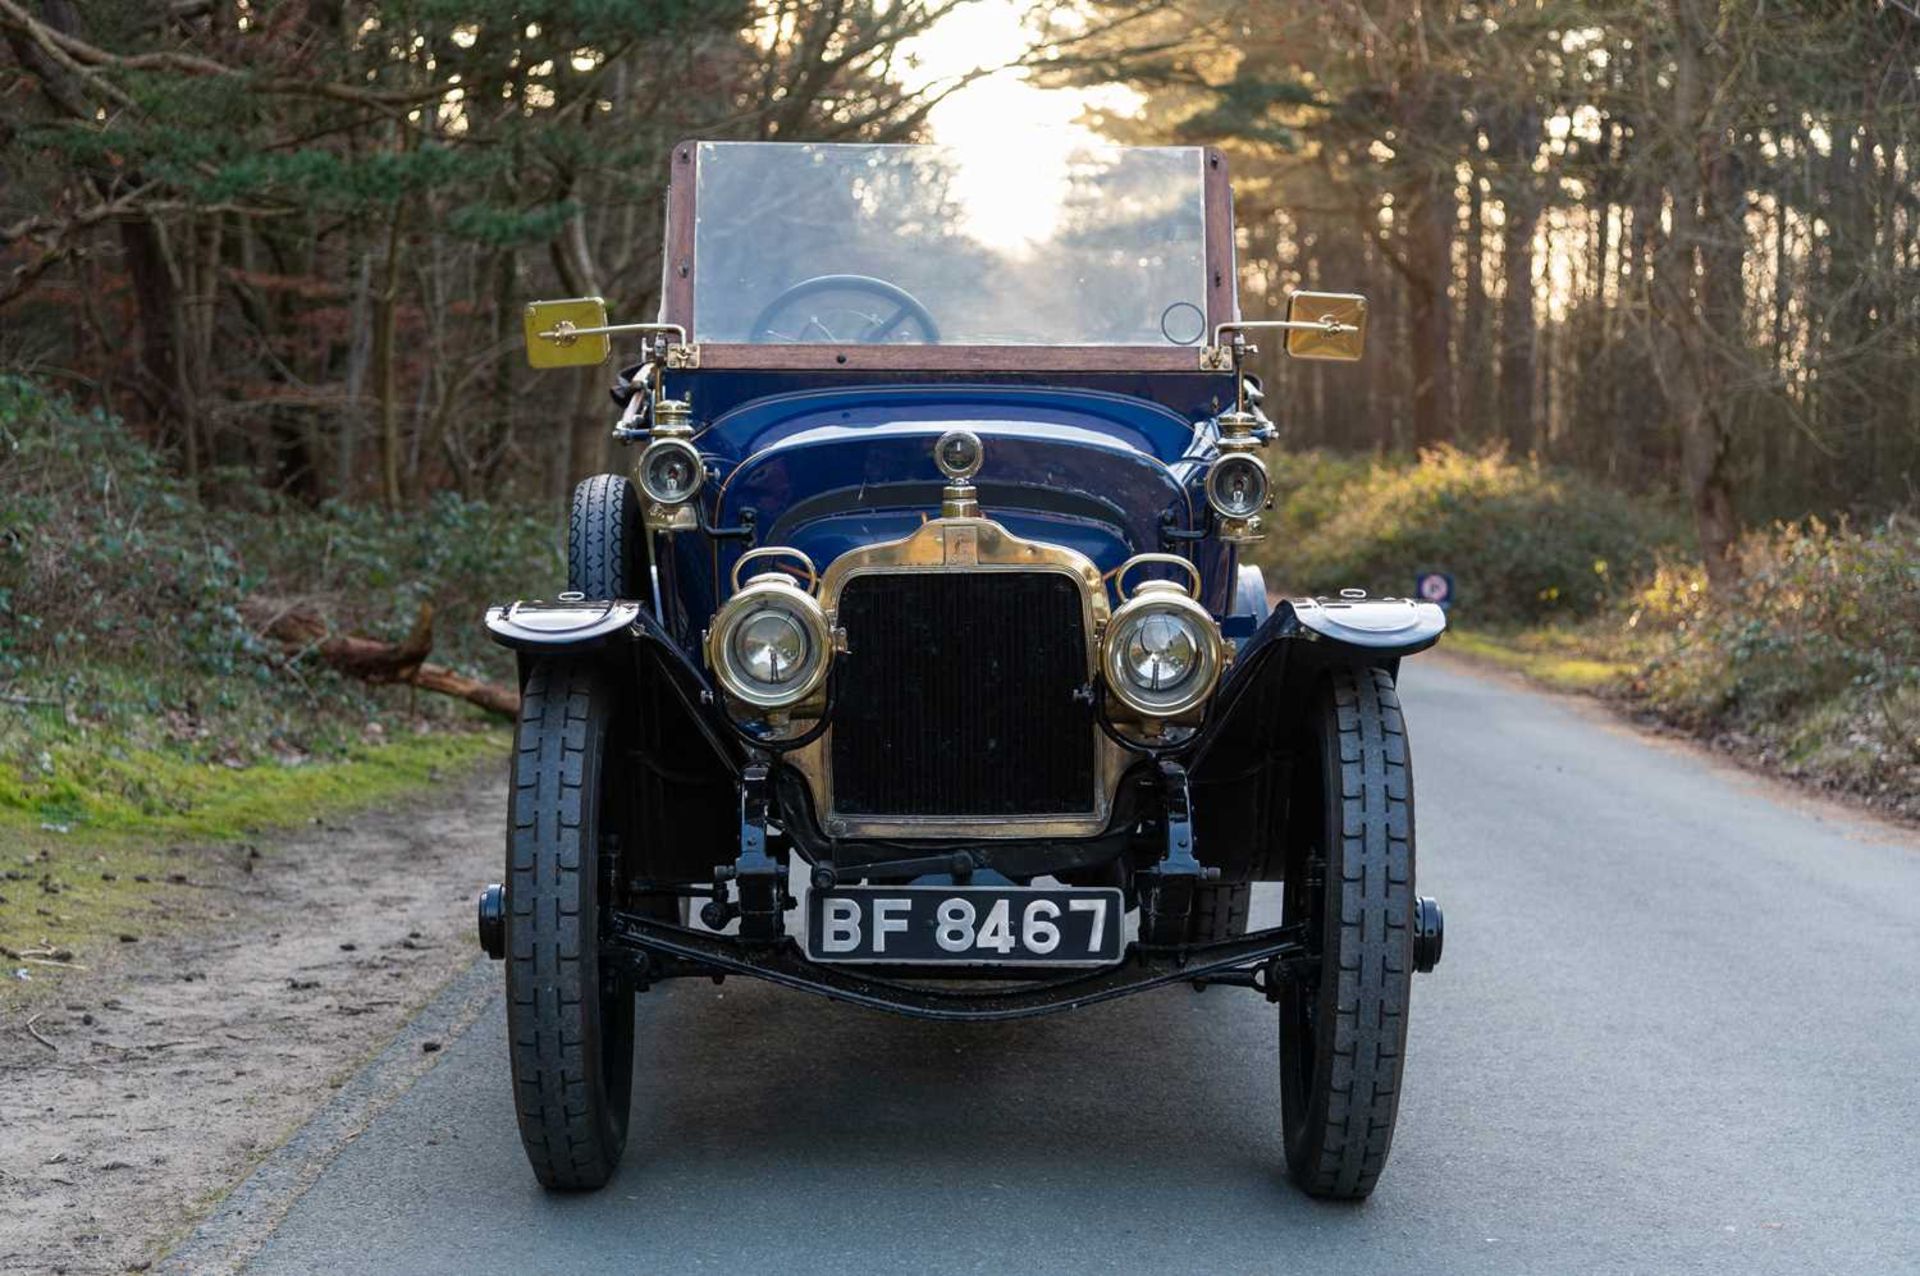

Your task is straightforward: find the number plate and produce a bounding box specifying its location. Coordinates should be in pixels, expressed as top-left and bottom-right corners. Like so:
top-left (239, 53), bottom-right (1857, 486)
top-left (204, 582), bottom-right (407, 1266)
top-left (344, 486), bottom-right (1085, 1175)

top-left (805, 885), bottom-right (1125, 966)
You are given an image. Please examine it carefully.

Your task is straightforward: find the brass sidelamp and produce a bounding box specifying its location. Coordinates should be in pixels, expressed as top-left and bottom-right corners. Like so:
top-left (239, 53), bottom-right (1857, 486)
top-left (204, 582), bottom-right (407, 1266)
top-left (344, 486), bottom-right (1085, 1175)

top-left (635, 397), bottom-right (702, 533)
top-left (1206, 409), bottom-right (1270, 545)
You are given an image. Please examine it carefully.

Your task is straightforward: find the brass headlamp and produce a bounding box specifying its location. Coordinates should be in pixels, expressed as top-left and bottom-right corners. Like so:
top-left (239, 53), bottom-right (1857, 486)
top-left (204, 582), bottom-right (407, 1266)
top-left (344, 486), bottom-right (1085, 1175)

top-left (1101, 554), bottom-right (1226, 733)
top-left (705, 547), bottom-right (836, 719)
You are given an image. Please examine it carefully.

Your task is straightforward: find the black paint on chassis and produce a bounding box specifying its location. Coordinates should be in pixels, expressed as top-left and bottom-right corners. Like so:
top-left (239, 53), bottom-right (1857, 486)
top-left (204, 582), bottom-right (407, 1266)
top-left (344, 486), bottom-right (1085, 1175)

top-left (602, 911), bottom-right (1309, 1023)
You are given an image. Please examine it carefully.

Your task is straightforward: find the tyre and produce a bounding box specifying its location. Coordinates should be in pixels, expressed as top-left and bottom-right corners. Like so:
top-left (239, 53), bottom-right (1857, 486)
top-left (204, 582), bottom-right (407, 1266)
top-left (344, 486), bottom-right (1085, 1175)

top-left (1188, 881), bottom-right (1251, 941)
top-left (506, 658), bottom-right (634, 1190)
top-left (568, 474), bottom-right (642, 600)
top-left (1279, 665), bottom-right (1416, 1200)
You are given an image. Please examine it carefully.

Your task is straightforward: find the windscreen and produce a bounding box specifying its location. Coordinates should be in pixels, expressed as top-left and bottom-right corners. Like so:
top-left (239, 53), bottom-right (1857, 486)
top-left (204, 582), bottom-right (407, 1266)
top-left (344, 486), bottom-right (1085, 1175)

top-left (690, 142), bottom-right (1210, 349)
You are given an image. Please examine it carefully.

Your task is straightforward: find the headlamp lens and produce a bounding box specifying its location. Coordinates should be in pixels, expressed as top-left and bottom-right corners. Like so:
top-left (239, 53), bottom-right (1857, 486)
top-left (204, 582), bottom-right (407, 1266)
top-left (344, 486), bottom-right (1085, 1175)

top-left (641, 440), bottom-right (702, 503)
top-left (1121, 611), bottom-right (1200, 692)
top-left (733, 607), bottom-right (809, 687)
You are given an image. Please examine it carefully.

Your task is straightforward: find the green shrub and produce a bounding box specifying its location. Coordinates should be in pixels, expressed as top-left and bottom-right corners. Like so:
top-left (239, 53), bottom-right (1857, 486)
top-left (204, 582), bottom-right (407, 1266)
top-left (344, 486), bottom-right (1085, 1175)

top-left (0, 375), bottom-right (558, 796)
top-left (1256, 446), bottom-right (1692, 624)
top-left (0, 375), bottom-right (558, 683)
top-left (1630, 517), bottom-right (1920, 788)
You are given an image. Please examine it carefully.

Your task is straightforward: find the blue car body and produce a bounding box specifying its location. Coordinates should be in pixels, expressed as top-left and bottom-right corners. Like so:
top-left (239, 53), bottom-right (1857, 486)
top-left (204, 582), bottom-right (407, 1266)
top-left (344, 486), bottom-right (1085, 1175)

top-left (482, 136), bottom-right (1447, 948)
top-left (655, 375), bottom-right (1240, 643)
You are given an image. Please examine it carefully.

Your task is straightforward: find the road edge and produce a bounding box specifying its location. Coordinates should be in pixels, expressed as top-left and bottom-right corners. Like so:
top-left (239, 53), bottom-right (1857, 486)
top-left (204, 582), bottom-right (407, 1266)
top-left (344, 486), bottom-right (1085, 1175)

top-left (1427, 646), bottom-right (1920, 844)
top-left (157, 955), bottom-right (499, 1275)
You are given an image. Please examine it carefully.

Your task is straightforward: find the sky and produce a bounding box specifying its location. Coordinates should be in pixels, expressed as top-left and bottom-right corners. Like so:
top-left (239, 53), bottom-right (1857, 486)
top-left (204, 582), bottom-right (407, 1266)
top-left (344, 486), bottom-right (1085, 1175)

top-left (899, 1), bottom-right (1135, 151)
top-left (896, 1), bottom-right (1143, 248)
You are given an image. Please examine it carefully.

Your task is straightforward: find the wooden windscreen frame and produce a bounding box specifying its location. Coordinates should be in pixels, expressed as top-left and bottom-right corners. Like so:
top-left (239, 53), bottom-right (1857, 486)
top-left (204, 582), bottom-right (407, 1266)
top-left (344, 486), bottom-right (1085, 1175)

top-left (660, 140), bottom-right (1238, 374)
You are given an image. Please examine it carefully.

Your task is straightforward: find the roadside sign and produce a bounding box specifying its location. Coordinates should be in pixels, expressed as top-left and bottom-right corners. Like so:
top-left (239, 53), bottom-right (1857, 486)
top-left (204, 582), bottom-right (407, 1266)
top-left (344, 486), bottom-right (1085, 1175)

top-left (1415, 571), bottom-right (1453, 610)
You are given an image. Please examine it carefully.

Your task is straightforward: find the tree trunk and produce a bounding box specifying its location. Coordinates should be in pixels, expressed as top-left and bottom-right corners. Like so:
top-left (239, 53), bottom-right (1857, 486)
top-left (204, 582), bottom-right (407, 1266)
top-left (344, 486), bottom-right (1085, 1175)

top-left (339, 247), bottom-right (373, 499)
top-left (1462, 160), bottom-right (1491, 442)
top-left (373, 197), bottom-right (407, 508)
top-left (119, 216), bottom-right (193, 461)
top-left (1652, 0), bottom-right (1741, 591)
top-left (1406, 169), bottom-right (1457, 449)
top-left (1499, 108), bottom-right (1542, 456)
top-left (554, 208), bottom-right (610, 489)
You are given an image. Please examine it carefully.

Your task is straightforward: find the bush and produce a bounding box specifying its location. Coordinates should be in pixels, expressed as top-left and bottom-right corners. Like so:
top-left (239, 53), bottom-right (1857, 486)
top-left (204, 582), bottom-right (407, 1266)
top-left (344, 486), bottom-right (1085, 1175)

top-left (0, 376), bottom-right (560, 790)
top-left (1629, 517), bottom-right (1920, 801)
top-left (0, 377), bottom-right (259, 681)
top-left (1255, 446), bottom-right (1692, 624)
top-left (0, 375), bottom-right (557, 684)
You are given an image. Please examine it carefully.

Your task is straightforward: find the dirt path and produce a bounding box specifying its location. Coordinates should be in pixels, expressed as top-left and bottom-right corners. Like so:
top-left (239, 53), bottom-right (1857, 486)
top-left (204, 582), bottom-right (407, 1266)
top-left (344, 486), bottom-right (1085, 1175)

top-left (0, 768), bottom-right (502, 1275)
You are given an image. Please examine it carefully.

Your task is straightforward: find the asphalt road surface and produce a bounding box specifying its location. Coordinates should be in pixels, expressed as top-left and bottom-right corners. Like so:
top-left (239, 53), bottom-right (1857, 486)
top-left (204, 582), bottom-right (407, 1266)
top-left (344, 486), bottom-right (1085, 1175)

top-left (183, 659), bottom-right (1920, 1274)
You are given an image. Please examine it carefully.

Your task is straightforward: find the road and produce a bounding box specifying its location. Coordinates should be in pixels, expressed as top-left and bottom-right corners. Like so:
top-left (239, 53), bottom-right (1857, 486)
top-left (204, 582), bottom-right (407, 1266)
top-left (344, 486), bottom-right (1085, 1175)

top-left (171, 659), bottom-right (1920, 1274)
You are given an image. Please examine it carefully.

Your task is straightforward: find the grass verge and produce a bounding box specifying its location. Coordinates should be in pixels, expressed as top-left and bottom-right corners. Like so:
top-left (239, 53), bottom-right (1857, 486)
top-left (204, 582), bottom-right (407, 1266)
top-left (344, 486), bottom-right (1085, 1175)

top-left (1440, 628), bottom-right (1636, 693)
top-left (1, 378), bottom-right (541, 998)
top-left (2, 726), bottom-right (507, 1003)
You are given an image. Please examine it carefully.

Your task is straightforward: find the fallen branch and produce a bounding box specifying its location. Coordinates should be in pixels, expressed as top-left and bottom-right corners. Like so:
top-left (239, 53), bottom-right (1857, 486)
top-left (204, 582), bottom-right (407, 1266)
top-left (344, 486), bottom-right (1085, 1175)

top-left (24, 1013), bottom-right (58, 1053)
top-left (409, 664), bottom-right (520, 718)
top-left (241, 597), bottom-right (518, 720)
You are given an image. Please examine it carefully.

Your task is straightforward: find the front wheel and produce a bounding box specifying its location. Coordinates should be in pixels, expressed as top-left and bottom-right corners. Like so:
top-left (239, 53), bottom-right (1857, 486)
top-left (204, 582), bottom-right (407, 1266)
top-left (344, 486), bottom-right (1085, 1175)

top-left (505, 658), bottom-right (633, 1190)
top-left (1279, 666), bottom-right (1416, 1200)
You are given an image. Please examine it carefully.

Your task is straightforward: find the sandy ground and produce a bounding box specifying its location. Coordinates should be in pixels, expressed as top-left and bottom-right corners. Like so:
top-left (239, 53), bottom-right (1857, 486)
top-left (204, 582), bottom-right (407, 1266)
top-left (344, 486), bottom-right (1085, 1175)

top-left (0, 768), bottom-right (502, 1276)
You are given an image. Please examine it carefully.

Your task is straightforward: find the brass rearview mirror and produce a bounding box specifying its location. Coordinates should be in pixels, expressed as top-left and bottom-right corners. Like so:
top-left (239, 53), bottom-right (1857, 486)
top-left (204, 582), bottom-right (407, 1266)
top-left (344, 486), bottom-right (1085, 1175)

top-left (523, 297), bottom-right (611, 369)
top-left (1284, 291), bottom-right (1368, 362)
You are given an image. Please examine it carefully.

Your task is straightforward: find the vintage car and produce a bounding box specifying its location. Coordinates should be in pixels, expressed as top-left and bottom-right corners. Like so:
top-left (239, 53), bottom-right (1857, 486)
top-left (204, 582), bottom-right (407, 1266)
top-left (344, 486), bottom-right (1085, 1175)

top-left (476, 140), bottom-right (1445, 1200)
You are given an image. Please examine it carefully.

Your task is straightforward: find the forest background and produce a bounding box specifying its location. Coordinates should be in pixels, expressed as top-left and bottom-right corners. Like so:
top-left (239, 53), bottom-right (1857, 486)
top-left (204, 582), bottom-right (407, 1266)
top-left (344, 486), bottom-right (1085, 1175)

top-left (3, 1), bottom-right (1916, 853)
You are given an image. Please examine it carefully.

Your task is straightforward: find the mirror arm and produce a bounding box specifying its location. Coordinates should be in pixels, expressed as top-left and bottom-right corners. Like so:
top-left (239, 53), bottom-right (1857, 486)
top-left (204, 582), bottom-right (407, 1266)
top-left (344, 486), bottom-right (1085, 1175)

top-left (1212, 319), bottom-right (1360, 344)
top-left (1203, 319), bottom-right (1365, 410)
top-left (535, 320), bottom-right (689, 347)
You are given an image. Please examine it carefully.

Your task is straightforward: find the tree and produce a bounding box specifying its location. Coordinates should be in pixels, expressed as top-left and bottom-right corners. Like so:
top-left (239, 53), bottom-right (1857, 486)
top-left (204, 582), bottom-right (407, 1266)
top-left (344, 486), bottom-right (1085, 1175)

top-left (0, 0), bottom-right (994, 504)
top-left (1043, 0), bottom-right (1920, 571)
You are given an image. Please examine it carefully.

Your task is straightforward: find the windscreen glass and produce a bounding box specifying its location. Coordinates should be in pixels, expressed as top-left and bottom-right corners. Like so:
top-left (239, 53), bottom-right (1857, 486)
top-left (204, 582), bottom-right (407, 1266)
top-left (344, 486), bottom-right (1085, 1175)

top-left (690, 142), bottom-right (1210, 348)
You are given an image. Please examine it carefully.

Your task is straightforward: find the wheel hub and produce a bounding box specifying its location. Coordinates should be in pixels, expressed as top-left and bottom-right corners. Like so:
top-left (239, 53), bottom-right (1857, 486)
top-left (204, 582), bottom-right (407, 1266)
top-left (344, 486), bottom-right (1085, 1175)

top-left (476, 883), bottom-right (505, 959)
top-left (1413, 895), bottom-right (1444, 972)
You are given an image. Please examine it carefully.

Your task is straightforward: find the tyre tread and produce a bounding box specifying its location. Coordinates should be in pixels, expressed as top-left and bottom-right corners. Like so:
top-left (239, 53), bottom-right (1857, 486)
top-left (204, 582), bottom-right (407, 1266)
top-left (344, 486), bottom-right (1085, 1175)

top-left (506, 660), bottom-right (627, 1190)
top-left (567, 474), bottom-right (638, 600)
top-left (1190, 881), bottom-right (1252, 942)
top-left (1288, 665), bottom-right (1415, 1200)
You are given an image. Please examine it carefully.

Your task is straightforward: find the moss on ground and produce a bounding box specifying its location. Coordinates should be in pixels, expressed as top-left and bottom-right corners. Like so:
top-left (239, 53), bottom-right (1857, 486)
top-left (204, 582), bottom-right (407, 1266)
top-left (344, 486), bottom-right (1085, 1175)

top-left (1, 725), bottom-right (506, 998)
top-left (1, 713), bottom-right (506, 842)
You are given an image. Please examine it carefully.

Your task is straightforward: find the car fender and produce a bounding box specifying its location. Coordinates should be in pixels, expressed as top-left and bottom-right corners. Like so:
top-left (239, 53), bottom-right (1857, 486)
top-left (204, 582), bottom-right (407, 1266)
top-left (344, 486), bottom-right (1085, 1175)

top-left (1286, 594), bottom-right (1446, 655)
top-left (1184, 592), bottom-right (1445, 880)
top-left (484, 598), bottom-right (745, 775)
top-left (484, 598), bottom-right (643, 653)
top-left (1192, 591), bottom-right (1446, 769)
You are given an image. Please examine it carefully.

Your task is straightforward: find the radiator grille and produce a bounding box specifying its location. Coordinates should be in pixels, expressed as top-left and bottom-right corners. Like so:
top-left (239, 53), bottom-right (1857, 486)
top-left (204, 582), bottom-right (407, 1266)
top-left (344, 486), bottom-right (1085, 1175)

top-left (830, 572), bottom-right (1096, 818)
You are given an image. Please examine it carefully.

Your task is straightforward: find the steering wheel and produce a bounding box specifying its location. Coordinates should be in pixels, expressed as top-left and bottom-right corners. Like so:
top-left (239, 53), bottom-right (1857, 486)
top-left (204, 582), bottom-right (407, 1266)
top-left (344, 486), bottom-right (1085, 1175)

top-left (747, 274), bottom-right (941, 344)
